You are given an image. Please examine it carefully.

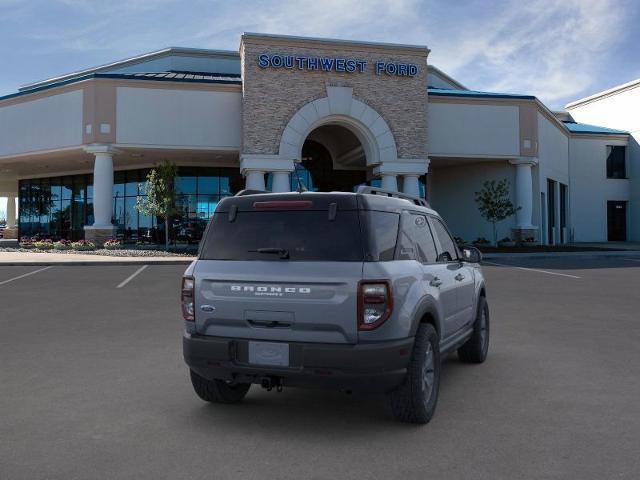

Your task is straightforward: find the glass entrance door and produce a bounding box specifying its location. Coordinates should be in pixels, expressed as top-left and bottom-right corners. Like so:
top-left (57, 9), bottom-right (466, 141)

top-left (547, 179), bottom-right (556, 245)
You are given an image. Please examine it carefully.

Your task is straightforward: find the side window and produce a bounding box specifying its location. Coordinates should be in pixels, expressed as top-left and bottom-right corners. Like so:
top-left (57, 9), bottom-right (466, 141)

top-left (606, 146), bottom-right (626, 179)
top-left (364, 211), bottom-right (400, 261)
top-left (396, 212), bottom-right (417, 260)
top-left (395, 213), bottom-right (438, 263)
top-left (431, 217), bottom-right (458, 262)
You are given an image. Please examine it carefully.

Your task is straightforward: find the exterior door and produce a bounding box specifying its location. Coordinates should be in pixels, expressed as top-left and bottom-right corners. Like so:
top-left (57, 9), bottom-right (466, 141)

top-left (607, 201), bottom-right (627, 241)
top-left (547, 179), bottom-right (556, 245)
top-left (560, 184), bottom-right (568, 243)
top-left (397, 212), bottom-right (458, 339)
top-left (428, 216), bottom-right (475, 335)
top-left (540, 192), bottom-right (547, 245)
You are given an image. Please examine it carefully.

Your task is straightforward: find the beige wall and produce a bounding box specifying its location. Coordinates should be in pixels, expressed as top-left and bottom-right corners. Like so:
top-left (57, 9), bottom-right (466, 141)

top-left (116, 86), bottom-right (242, 148)
top-left (430, 161), bottom-right (517, 242)
top-left (569, 136), bottom-right (629, 241)
top-left (0, 90), bottom-right (83, 157)
top-left (428, 102), bottom-right (520, 157)
top-left (568, 85), bottom-right (640, 241)
top-left (240, 35), bottom-right (429, 159)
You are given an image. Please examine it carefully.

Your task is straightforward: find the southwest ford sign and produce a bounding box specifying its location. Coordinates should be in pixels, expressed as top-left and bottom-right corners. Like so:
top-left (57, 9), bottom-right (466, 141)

top-left (257, 54), bottom-right (418, 77)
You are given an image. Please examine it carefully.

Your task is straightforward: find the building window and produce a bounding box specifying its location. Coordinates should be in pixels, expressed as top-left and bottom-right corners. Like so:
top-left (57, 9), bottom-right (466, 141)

top-left (606, 146), bottom-right (626, 179)
top-left (18, 167), bottom-right (243, 245)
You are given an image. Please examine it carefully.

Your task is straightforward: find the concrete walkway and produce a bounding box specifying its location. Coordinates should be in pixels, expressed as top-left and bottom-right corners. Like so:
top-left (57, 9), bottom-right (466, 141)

top-left (0, 251), bottom-right (195, 266)
top-left (569, 242), bottom-right (640, 251)
top-left (483, 249), bottom-right (640, 260)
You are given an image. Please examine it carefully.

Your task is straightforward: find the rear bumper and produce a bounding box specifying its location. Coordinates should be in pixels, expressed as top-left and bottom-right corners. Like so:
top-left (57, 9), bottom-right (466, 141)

top-left (183, 333), bottom-right (414, 393)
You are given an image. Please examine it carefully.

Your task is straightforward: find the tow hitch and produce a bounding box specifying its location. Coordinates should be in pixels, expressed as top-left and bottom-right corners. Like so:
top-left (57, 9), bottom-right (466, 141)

top-left (260, 376), bottom-right (284, 392)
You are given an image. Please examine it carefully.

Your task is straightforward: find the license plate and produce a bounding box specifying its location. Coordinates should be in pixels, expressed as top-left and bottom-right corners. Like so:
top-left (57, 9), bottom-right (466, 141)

top-left (248, 341), bottom-right (290, 367)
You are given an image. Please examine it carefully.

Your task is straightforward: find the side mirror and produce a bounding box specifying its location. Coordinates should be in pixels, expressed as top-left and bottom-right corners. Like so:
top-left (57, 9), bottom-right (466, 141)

top-left (461, 246), bottom-right (482, 263)
top-left (436, 252), bottom-right (452, 263)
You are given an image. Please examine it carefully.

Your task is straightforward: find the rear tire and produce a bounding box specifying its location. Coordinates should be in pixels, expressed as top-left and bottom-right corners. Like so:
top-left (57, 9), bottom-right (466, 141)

top-left (189, 370), bottom-right (251, 404)
top-left (458, 296), bottom-right (490, 363)
top-left (388, 323), bottom-right (440, 424)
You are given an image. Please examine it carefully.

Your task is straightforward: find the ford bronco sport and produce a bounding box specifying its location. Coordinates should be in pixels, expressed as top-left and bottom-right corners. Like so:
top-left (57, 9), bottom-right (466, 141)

top-left (182, 187), bottom-right (489, 424)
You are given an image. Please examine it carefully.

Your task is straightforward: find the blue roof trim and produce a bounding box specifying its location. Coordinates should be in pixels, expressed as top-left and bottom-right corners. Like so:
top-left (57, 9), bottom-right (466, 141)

top-left (562, 121), bottom-right (628, 135)
top-left (428, 87), bottom-right (536, 100)
top-left (0, 72), bottom-right (242, 102)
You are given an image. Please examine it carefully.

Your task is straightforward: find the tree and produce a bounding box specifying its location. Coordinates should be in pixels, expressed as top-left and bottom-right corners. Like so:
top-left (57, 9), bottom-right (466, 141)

top-left (474, 179), bottom-right (520, 246)
top-left (135, 161), bottom-right (178, 251)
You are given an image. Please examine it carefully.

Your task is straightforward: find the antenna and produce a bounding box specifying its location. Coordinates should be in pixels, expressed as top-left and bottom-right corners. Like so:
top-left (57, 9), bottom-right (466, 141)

top-left (293, 163), bottom-right (307, 193)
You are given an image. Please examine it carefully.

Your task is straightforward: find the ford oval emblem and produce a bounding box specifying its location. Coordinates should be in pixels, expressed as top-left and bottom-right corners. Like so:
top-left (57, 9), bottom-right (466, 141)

top-left (200, 305), bottom-right (215, 312)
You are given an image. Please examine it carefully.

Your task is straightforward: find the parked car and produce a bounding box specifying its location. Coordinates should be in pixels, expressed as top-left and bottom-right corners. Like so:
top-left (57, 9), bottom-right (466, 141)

top-left (182, 187), bottom-right (489, 423)
top-left (175, 218), bottom-right (207, 244)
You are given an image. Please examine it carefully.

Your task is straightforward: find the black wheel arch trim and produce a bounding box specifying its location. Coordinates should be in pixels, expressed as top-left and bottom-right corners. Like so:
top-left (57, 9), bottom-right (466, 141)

top-left (409, 295), bottom-right (442, 338)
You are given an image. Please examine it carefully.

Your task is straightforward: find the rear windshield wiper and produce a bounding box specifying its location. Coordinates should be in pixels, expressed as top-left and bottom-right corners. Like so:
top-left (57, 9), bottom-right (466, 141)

top-left (248, 247), bottom-right (290, 259)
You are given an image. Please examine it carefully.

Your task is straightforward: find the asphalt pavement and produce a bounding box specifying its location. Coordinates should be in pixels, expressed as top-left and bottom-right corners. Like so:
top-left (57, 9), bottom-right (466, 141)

top-left (1, 257), bottom-right (639, 479)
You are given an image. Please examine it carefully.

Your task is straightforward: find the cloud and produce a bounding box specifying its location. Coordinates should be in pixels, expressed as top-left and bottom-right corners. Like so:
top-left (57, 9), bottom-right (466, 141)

top-left (423, 0), bottom-right (633, 107)
top-left (1, 0), bottom-right (636, 109)
top-left (189, 0), bottom-right (426, 47)
top-left (186, 0), bottom-right (634, 107)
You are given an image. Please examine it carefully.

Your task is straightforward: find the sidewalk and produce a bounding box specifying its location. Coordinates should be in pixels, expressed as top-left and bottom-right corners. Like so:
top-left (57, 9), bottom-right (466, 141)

top-left (483, 250), bottom-right (640, 260)
top-left (0, 251), bottom-right (195, 266)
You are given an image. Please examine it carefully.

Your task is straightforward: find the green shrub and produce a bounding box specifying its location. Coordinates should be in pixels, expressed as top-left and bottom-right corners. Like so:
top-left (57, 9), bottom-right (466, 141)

top-left (54, 240), bottom-right (72, 250)
top-left (71, 240), bottom-right (96, 251)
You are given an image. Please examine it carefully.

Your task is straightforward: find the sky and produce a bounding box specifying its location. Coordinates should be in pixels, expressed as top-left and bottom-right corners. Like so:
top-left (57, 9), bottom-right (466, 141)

top-left (1, 0), bottom-right (640, 217)
top-left (0, 0), bottom-right (638, 108)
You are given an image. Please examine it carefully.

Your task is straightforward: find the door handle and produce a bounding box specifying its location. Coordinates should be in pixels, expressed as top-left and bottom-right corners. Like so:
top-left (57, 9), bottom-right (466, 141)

top-left (455, 273), bottom-right (465, 281)
top-left (430, 277), bottom-right (443, 287)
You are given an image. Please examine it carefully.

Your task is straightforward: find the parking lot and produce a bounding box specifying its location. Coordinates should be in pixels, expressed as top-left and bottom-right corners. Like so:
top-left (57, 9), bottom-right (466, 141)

top-left (1, 257), bottom-right (640, 479)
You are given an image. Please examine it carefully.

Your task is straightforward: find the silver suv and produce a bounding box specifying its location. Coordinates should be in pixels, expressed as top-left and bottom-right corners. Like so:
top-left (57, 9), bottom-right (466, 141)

top-left (182, 187), bottom-right (489, 424)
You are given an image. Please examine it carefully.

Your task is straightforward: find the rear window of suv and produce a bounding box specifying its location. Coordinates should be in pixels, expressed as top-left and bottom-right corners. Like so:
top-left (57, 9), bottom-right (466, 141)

top-left (200, 209), bottom-right (399, 262)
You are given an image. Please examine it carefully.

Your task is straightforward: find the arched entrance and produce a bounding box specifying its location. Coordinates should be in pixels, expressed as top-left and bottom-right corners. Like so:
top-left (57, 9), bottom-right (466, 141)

top-left (243, 86), bottom-right (427, 195)
top-left (296, 124), bottom-right (368, 192)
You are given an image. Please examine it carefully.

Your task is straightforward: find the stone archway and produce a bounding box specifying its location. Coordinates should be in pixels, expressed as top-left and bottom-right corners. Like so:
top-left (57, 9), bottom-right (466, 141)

top-left (240, 85), bottom-right (428, 195)
top-left (278, 86), bottom-right (398, 167)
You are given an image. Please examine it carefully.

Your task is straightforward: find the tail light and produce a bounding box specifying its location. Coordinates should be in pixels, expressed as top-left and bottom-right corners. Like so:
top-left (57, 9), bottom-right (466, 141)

top-left (358, 280), bottom-right (393, 330)
top-left (181, 276), bottom-right (195, 321)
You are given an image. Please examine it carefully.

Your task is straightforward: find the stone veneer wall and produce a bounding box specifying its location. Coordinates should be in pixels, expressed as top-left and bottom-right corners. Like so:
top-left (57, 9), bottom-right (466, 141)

top-left (241, 36), bottom-right (429, 160)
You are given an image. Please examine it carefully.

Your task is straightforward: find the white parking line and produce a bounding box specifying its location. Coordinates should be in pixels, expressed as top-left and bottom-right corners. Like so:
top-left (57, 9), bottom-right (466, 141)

top-left (116, 265), bottom-right (148, 289)
top-left (0, 266), bottom-right (52, 286)
top-left (483, 261), bottom-right (581, 279)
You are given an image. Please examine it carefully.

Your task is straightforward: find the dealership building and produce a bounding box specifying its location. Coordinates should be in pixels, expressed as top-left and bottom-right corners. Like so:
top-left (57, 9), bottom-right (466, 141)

top-left (0, 33), bottom-right (637, 245)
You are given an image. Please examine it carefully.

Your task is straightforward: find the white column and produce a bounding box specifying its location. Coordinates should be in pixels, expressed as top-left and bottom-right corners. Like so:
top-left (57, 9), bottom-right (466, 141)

top-left (245, 170), bottom-right (266, 191)
top-left (271, 171), bottom-right (290, 192)
top-left (374, 159), bottom-right (429, 197)
top-left (509, 158), bottom-right (538, 229)
top-left (6, 195), bottom-right (16, 229)
top-left (92, 152), bottom-right (115, 227)
top-left (83, 145), bottom-right (119, 237)
top-left (240, 155), bottom-right (294, 193)
top-left (380, 174), bottom-right (398, 192)
top-left (402, 174), bottom-right (421, 198)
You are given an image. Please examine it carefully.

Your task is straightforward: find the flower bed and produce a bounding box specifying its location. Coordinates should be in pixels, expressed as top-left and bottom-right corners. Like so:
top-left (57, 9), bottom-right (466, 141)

top-left (54, 239), bottom-right (72, 250)
top-left (70, 240), bottom-right (96, 251)
top-left (103, 238), bottom-right (122, 250)
top-left (33, 240), bottom-right (54, 250)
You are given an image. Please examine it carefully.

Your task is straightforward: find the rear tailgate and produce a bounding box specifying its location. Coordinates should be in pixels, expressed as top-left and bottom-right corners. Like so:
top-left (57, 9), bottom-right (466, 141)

top-left (194, 260), bottom-right (362, 344)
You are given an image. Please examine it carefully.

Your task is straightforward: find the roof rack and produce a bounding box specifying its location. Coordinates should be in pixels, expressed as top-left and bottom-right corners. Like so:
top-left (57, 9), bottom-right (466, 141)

top-left (356, 185), bottom-right (430, 208)
top-left (234, 189), bottom-right (268, 196)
